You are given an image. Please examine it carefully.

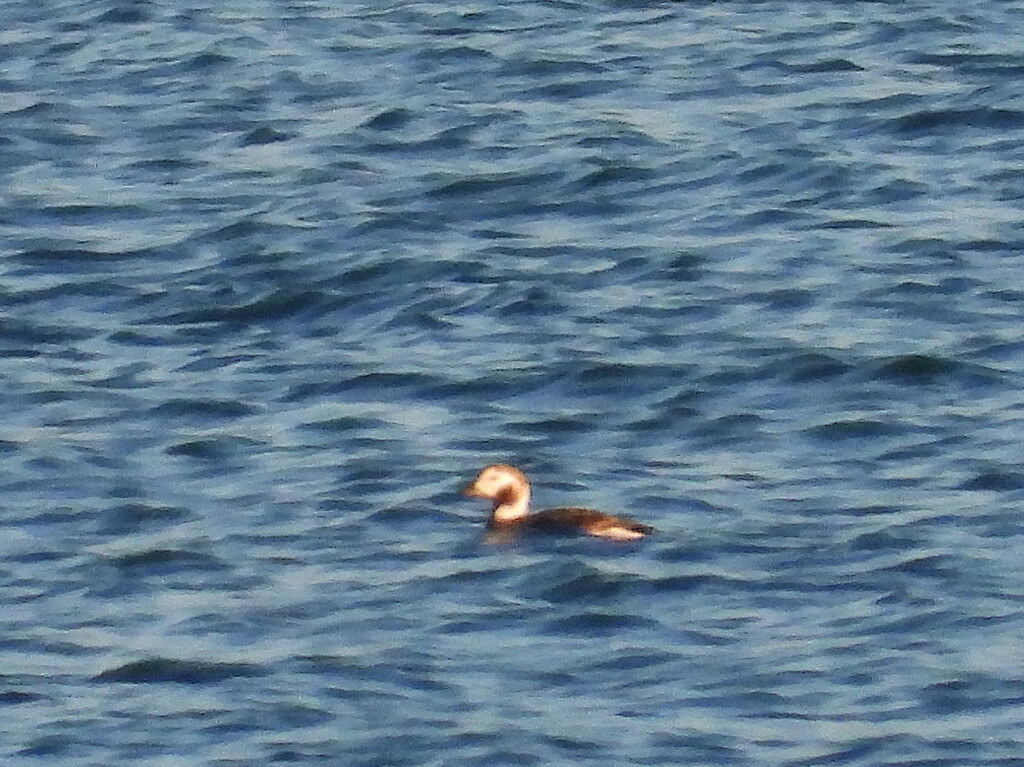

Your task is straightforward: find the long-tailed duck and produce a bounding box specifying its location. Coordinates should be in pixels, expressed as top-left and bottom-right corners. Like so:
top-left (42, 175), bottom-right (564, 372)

top-left (463, 464), bottom-right (652, 541)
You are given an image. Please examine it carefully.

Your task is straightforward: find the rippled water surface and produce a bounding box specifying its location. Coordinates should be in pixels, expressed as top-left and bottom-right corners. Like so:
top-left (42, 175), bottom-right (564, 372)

top-left (4, 1), bottom-right (1024, 764)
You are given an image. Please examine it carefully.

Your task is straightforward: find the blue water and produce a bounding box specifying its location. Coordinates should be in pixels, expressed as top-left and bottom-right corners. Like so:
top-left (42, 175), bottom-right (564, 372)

top-left (3, 1), bottom-right (1024, 764)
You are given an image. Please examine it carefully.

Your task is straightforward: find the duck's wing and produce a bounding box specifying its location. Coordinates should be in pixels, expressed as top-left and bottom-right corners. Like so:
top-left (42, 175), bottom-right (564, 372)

top-left (529, 507), bottom-right (653, 540)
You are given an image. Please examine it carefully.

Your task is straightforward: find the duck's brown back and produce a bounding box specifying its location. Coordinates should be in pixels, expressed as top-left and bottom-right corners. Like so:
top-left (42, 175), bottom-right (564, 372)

top-left (499, 507), bottom-right (652, 539)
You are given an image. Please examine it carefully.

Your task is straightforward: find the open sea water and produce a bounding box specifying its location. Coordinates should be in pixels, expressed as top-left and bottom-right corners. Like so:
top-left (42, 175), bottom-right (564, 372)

top-left (3, 1), bottom-right (1024, 765)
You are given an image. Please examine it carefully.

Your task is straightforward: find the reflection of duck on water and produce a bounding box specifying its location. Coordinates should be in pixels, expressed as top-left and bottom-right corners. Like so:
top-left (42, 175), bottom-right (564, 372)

top-left (463, 464), bottom-right (653, 541)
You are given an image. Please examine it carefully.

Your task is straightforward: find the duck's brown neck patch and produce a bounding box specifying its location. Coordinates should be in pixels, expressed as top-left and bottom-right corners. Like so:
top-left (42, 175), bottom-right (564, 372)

top-left (494, 486), bottom-right (518, 508)
top-left (489, 480), bottom-right (530, 523)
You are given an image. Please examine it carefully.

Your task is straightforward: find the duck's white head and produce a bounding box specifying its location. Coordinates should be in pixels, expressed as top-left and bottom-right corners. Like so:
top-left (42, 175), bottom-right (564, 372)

top-left (462, 464), bottom-right (531, 522)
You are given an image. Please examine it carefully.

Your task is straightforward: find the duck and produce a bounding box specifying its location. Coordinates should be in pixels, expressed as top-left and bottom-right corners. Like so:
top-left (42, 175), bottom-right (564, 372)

top-left (462, 464), bottom-right (652, 541)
